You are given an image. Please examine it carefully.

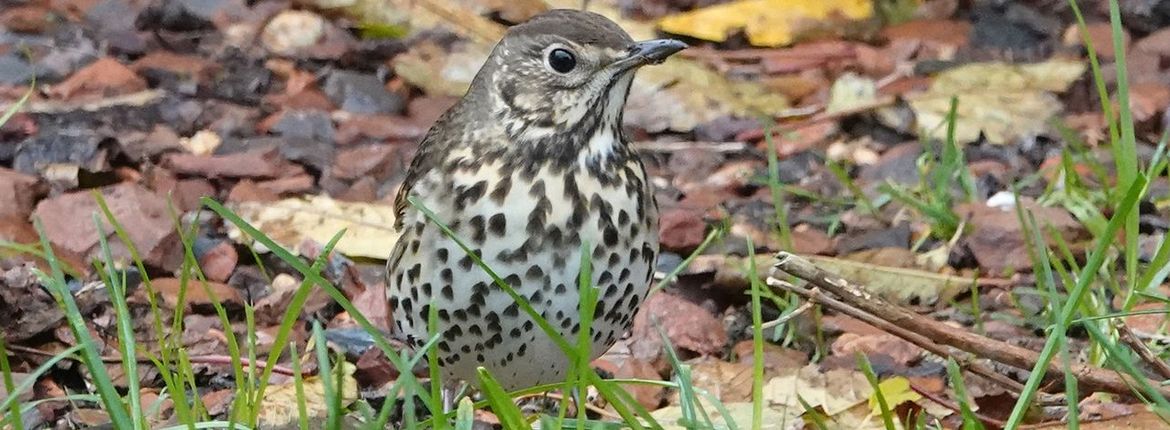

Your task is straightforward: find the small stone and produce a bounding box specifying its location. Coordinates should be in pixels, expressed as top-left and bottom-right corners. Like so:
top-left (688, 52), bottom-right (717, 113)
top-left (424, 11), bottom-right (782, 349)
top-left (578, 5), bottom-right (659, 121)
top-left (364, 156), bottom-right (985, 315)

top-left (324, 70), bottom-right (405, 115)
top-left (262, 10), bottom-right (326, 55)
top-left (658, 207), bottom-right (707, 253)
top-left (13, 128), bottom-right (109, 177)
top-left (198, 241), bottom-right (238, 283)
top-left (180, 130), bottom-right (222, 155)
top-left (630, 292), bottom-right (728, 368)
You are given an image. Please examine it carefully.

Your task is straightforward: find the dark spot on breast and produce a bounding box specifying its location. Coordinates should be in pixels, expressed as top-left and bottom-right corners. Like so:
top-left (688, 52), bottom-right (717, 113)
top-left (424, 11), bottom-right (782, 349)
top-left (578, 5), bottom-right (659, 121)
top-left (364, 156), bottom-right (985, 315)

top-left (488, 213), bottom-right (507, 236)
top-left (593, 302), bottom-right (605, 320)
top-left (618, 210), bottom-right (630, 226)
top-left (503, 302), bottom-right (519, 317)
top-left (421, 283), bottom-right (433, 297)
top-left (469, 215), bottom-right (486, 243)
top-left (618, 268), bottom-right (630, 283)
top-left (603, 226), bottom-right (618, 247)
top-left (407, 264), bottom-right (421, 283)
top-left (525, 265), bottom-right (544, 280)
top-left (504, 274), bottom-right (522, 288)
top-left (528, 196), bottom-right (552, 235)
top-left (441, 285), bottom-right (454, 300)
top-left (455, 180), bottom-right (487, 210)
top-left (469, 325), bottom-right (483, 336)
top-left (440, 268), bottom-right (453, 283)
top-left (436, 248), bottom-right (448, 263)
top-left (453, 309), bottom-right (468, 322)
top-left (490, 175), bottom-right (512, 204)
top-left (510, 328), bottom-right (522, 338)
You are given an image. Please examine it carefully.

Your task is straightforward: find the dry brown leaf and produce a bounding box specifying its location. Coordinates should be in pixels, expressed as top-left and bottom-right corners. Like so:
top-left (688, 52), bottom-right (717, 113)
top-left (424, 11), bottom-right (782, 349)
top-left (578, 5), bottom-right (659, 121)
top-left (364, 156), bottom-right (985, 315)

top-left (804, 254), bottom-right (970, 306)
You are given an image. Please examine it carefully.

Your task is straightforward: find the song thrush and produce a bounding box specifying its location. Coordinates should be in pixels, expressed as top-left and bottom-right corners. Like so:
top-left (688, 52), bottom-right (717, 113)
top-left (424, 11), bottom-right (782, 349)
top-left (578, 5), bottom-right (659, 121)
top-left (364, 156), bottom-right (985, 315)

top-left (387, 9), bottom-right (685, 391)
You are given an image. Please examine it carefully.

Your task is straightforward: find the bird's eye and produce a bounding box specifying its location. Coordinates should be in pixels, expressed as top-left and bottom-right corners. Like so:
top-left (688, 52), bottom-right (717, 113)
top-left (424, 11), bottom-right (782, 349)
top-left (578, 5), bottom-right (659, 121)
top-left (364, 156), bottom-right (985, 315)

top-left (546, 48), bottom-right (577, 74)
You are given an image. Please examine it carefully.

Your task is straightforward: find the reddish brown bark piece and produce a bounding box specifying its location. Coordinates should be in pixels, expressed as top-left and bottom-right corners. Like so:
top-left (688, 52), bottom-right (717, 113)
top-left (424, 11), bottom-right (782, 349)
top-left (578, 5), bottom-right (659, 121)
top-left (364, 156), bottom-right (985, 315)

top-left (33, 182), bottom-right (183, 270)
top-left (48, 57), bottom-right (148, 100)
top-left (630, 292), bottom-right (728, 369)
top-left (0, 167), bottom-right (44, 218)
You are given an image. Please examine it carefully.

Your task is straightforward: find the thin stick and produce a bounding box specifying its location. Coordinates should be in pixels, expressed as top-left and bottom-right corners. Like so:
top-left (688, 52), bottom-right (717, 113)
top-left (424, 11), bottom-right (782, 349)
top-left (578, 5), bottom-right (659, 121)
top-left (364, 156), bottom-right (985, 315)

top-left (771, 252), bottom-right (1170, 400)
top-left (1114, 320), bottom-right (1170, 380)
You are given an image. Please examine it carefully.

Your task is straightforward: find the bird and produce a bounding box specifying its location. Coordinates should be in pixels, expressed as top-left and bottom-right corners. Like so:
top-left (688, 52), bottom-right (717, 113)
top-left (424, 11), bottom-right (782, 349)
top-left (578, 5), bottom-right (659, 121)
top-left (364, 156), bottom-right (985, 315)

top-left (386, 8), bottom-right (685, 391)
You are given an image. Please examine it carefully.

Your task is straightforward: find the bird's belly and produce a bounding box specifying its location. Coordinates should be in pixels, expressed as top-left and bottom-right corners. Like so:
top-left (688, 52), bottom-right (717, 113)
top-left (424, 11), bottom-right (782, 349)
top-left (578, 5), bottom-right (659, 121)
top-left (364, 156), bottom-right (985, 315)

top-left (388, 164), bottom-right (658, 390)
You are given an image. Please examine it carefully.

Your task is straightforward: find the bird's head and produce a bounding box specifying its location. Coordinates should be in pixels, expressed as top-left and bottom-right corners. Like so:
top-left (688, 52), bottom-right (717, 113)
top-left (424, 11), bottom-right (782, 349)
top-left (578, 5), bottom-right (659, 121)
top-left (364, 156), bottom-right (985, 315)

top-left (468, 9), bottom-right (686, 153)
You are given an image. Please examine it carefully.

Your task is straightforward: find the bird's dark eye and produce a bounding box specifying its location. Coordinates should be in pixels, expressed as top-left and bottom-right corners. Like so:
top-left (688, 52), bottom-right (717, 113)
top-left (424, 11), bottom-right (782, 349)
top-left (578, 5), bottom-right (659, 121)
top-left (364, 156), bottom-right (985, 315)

top-left (547, 48), bottom-right (576, 73)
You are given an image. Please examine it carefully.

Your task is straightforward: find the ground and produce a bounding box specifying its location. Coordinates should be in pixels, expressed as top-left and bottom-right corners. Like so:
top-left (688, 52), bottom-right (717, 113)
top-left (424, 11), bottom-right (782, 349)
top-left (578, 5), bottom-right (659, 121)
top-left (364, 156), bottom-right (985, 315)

top-left (2, 0), bottom-right (1170, 428)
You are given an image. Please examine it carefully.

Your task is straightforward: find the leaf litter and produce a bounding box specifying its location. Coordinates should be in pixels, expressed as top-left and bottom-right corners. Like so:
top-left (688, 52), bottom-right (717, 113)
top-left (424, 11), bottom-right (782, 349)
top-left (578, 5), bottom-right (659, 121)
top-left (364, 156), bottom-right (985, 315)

top-left (0, 0), bottom-right (1169, 427)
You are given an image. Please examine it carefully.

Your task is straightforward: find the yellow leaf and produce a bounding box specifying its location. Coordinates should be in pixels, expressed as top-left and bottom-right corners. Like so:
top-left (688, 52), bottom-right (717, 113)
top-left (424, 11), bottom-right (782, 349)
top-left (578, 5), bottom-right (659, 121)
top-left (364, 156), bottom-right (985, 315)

top-left (904, 58), bottom-right (1087, 144)
top-left (658, 0), bottom-right (875, 47)
top-left (869, 376), bottom-right (921, 415)
top-left (227, 195), bottom-right (398, 259)
top-left (258, 361), bottom-right (359, 428)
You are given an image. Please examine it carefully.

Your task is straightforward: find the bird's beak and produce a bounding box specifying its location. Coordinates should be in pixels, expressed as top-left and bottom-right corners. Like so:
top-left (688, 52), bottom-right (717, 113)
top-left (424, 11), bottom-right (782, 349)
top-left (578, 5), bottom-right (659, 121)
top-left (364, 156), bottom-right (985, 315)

top-left (615, 39), bottom-right (688, 70)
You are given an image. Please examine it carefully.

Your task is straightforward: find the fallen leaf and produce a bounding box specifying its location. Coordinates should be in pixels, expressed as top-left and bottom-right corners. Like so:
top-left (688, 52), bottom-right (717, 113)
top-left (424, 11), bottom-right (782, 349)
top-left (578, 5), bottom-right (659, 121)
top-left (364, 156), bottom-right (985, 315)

top-left (226, 194), bottom-right (398, 259)
top-left (804, 254), bottom-right (971, 306)
top-left (657, 0), bottom-right (876, 47)
top-left (652, 401), bottom-right (791, 429)
top-left (685, 359), bottom-right (755, 403)
top-left (903, 58), bottom-right (1087, 144)
top-left (258, 361), bottom-right (358, 428)
top-left (869, 376), bottom-right (920, 415)
top-left (764, 364), bottom-right (871, 416)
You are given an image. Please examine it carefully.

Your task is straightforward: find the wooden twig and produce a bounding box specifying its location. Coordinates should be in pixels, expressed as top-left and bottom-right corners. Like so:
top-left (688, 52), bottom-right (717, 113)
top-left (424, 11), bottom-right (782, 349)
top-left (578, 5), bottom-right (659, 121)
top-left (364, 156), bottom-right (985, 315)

top-left (765, 277), bottom-right (1040, 400)
top-left (1113, 320), bottom-right (1170, 380)
top-left (770, 252), bottom-right (1170, 401)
